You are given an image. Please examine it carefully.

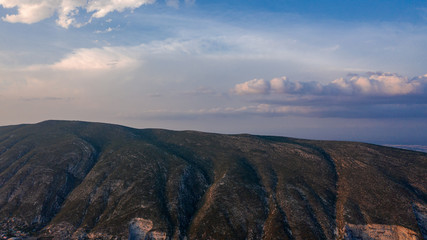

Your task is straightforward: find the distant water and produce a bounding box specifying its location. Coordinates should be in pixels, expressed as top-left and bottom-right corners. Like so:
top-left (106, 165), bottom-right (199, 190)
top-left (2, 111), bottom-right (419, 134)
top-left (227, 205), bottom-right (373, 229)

top-left (384, 145), bottom-right (427, 153)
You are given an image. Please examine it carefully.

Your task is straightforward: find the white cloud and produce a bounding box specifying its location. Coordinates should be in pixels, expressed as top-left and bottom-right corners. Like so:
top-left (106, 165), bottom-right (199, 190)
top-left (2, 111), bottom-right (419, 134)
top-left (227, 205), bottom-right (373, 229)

top-left (0, 0), bottom-right (155, 28)
top-left (234, 78), bottom-right (270, 95)
top-left (234, 76), bottom-right (321, 95)
top-left (330, 73), bottom-right (424, 95)
top-left (56, 0), bottom-right (86, 28)
top-left (95, 27), bottom-right (114, 34)
top-left (49, 47), bottom-right (139, 70)
top-left (269, 77), bottom-right (287, 93)
top-left (234, 73), bottom-right (427, 96)
top-left (0, 0), bottom-right (58, 24)
top-left (86, 0), bottom-right (155, 19)
top-left (22, 37), bottom-right (226, 72)
top-left (49, 37), bottom-right (219, 70)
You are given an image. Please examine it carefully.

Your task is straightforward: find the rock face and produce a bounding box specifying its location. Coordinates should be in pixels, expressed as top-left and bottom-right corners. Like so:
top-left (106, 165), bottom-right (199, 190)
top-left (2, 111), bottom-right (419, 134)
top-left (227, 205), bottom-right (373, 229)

top-left (0, 120), bottom-right (426, 239)
top-left (344, 224), bottom-right (419, 240)
top-left (413, 203), bottom-right (427, 239)
top-left (129, 218), bottom-right (166, 240)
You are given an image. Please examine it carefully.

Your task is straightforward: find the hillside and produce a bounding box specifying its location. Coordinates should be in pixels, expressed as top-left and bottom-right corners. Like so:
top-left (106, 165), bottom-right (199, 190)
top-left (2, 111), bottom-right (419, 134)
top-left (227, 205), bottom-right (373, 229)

top-left (0, 120), bottom-right (426, 239)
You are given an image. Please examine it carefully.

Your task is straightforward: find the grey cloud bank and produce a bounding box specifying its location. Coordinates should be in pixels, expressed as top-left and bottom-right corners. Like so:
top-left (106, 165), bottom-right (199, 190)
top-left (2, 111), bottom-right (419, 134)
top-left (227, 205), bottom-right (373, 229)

top-left (234, 73), bottom-right (427, 97)
top-left (231, 73), bottom-right (427, 120)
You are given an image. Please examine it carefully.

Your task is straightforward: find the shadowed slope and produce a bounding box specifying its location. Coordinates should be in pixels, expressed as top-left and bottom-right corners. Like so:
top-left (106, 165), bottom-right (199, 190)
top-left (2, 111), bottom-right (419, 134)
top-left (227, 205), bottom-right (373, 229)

top-left (0, 120), bottom-right (425, 239)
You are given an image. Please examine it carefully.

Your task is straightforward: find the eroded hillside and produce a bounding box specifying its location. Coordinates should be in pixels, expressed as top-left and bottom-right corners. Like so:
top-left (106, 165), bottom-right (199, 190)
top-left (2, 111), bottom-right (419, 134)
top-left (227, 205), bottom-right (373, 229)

top-left (0, 120), bottom-right (426, 239)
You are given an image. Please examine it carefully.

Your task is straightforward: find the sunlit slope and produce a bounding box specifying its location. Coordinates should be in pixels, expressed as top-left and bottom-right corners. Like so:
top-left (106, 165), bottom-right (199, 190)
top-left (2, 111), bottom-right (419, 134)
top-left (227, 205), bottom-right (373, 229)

top-left (0, 120), bottom-right (425, 239)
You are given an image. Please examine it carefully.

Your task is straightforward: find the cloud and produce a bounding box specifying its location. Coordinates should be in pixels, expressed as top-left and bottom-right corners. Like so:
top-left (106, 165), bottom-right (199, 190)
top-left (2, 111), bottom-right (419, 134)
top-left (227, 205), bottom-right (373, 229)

top-left (0, 0), bottom-right (155, 28)
top-left (245, 104), bottom-right (314, 116)
top-left (419, 8), bottom-right (427, 21)
top-left (94, 27), bottom-right (115, 34)
top-left (0, 0), bottom-right (58, 24)
top-left (132, 104), bottom-right (315, 120)
top-left (50, 47), bottom-right (138, 70)
top-left (22, 96), bottom-right (72, 102)
top-left (56, 0), bottom-right (87, 28)
top-left (18, 36), bottom-right (231, 73)
top-left (165, 0), bottom-right (195, 8)
top-left (233, 76), bottom-right (323, 95)
top-left (166, 0), bottom-right (179, 8)
top-left (26, 37), bottom-right (219, 71)
top-left (184, 0), bottom-right (195, 6)
top-left (183, 87), bottom-right (218, 96)
top-left (234, 78), bottom-right (270, 95)
top-left (329, 73), bottom-right (425, 96)
top-left (85, 0), bottom-right (154, 19)
top-left (234, 72), bottom-right (427, 97)
top-left (230, 72), bottom-right (427, 119)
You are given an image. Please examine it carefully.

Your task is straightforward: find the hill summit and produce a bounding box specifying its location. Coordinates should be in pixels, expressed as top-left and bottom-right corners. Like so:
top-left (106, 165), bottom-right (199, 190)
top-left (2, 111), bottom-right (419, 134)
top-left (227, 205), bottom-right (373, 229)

top-left (0, 120), bottom-right (426, 239)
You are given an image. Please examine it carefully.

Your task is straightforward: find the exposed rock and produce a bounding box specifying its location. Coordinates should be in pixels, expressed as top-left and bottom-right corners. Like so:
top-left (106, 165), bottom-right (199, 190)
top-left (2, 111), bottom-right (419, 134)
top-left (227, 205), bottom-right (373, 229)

top-left (42, 221), bottom-right (76, 239)
top-left (413, 203), bottom-right (427, 239)
top-left (0, 218), bottom-right (31, 239)
top-left (129, 218), bottom-right (166, 240)
top-left (344, 224), bottom-right (420, 240)
top-left (129, 218), bottom-right (153, 240)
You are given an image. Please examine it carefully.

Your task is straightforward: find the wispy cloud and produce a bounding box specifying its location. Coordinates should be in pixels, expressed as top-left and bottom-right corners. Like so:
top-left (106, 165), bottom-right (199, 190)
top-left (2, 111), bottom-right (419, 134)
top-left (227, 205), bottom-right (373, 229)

top-left (21, 97), bottom-right (72, 102)
top-left (419, 8), bottom-right (427, 21)
top-left (94, 26), bottom-right (116, 34)
top-left (184, 0), bottom-right (195, 6)
top-left (0, 0), bottom-right (155, 28)
top-left (128, 104), bottom-right (315, 120)
top-left (183, 87), bottom-right (218, 96)
top-left (28, 46), bottom-right (139, 71)
top-left (166, 0), bottom-right (180, 9)
top-left (165, 0), bottom-right (195, 8)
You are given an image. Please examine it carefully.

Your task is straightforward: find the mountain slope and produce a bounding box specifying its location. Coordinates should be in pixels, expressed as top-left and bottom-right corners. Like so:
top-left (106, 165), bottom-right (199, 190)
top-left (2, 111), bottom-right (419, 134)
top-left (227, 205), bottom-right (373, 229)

top-left (0, 120), bottom-right (426, 239)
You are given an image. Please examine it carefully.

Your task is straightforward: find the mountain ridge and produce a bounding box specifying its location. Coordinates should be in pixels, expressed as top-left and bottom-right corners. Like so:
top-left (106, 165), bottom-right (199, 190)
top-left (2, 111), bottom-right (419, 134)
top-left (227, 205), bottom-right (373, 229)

top-left (0, 120), bottom-right (426, 239)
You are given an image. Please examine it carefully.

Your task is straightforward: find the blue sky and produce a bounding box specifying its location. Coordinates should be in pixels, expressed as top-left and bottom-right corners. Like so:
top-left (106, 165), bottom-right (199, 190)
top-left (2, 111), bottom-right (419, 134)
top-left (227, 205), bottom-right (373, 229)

top-left (0, 0), bottom-right (426, 145)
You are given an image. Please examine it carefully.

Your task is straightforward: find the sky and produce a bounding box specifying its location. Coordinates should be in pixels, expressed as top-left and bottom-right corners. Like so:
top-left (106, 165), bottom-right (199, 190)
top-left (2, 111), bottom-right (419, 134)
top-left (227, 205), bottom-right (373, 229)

top-left (0, 0), bottom-right (427, 145)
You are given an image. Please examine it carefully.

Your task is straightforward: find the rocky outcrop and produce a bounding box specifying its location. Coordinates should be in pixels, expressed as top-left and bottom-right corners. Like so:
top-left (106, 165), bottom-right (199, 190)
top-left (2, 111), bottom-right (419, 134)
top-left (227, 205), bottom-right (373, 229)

top-left (42, 221), bottom-right (76, 239)
top-left (129, 218), bottom-right (166, 240)
top-left (413, 203), bottom-right (427, 239)
top-left (344, 224), bottom-right (420, 240)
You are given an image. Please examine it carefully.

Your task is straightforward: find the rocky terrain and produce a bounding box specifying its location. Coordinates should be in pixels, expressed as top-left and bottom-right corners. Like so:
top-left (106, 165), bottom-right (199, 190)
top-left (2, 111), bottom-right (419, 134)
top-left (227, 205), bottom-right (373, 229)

top-left (0, 120), bottom-right (426, 239)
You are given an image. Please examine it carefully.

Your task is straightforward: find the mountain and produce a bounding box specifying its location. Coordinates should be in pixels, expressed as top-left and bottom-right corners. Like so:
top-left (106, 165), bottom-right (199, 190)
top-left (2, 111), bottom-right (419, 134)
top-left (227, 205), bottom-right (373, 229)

top-left (0, 120), bottom-right (426, 240)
